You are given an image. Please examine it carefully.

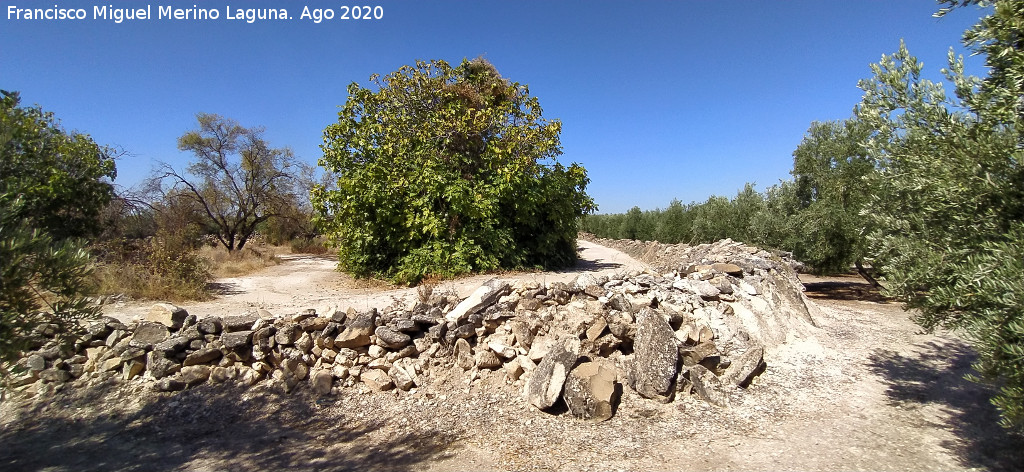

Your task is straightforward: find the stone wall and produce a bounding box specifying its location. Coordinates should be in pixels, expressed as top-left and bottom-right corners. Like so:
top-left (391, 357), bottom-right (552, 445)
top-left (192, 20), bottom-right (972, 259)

top-left (9, 238), bottom-right (820, 422)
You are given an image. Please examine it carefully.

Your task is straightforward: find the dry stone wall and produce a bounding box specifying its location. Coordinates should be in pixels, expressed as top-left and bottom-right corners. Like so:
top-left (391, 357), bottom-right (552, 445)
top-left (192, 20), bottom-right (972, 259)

top-left (9, 238), bottom-right (820, 422)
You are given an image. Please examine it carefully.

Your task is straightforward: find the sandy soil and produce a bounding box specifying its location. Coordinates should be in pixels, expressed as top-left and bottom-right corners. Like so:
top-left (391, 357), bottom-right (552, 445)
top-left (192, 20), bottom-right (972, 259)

top-left (2, 245), bottom-right (1022, 471)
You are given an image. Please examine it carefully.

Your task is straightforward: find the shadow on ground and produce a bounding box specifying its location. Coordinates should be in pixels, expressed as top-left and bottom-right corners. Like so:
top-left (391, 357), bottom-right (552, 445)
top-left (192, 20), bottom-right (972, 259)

top-left (803, 278), bottom-right (889, 303)
top-left (867, 340), bottom-right (1024, 472)
top-left (0, 382), bottom-right (459, 471)
top-left (205, 281), bottom-right (245, 296)
top-left (563, 258), bottom-right (624, 273)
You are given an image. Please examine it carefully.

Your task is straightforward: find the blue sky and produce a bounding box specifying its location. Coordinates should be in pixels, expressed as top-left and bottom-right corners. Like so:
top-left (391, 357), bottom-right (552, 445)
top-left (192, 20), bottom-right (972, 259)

top-left (2, 0), bottom-right (989, 214)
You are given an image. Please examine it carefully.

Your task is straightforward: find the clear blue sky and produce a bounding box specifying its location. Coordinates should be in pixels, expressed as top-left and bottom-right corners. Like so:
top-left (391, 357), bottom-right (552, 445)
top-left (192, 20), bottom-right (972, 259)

top-left (2, 0), bottom-right (988, 214)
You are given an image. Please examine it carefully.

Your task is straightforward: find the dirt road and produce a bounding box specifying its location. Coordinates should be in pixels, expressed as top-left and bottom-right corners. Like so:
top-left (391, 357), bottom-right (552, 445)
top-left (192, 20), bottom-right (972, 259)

top-left (3, 244), bottom-right (1022, 471)
top-left (101, 239), bottom-right (650, 323)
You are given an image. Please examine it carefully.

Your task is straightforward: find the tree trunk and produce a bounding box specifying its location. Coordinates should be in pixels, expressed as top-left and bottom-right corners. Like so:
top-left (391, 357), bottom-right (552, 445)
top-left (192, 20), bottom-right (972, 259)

top-left (855, 259), bottom-right (882, 289)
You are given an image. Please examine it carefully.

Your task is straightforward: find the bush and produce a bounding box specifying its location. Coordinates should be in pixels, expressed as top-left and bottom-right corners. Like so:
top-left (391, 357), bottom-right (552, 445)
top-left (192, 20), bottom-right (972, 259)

top-left (314, 58), bottom-right (594, 284)
top-left (1, 202), bottom-right (99, 376)
top-left (92, 237), bottom-right (210, 302)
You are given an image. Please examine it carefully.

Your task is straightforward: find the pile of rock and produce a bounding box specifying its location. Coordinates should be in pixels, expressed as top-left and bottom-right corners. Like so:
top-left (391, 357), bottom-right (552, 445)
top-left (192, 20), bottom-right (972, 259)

top-left (10, 239), bottom-right (820, 422)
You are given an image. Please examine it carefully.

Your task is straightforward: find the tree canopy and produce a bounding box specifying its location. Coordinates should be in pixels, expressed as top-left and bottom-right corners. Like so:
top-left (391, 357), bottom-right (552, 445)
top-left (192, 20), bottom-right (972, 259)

top-left (314, 58), bottom-right (594, 284)
top-left (857, 1), bottom-right (1024, 427)
top-left (158, 113), bottom-right (300, 252)
top-left (0, 90), bottom-right (116, 241)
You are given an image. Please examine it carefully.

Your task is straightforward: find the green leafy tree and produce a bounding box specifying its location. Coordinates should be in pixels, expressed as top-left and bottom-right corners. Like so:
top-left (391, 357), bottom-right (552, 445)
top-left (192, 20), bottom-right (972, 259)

top-left (0, 91), bottom-right (116, 240)
top-left (654, 199), bottom-right (691, 244)
top-left (0, 92), bottom-right (109, 375)
top-left (749, 180), bottom-right (800, 251)
top-left (858, 0), bottom-right (1024, 427)
top-left (1, 201), bottom-right (100, 375)
top-left (789, 119), bottom-right (877, 279)
top-left (158, 113), bottom-right (300, 252)
top-left (619, 206), bottom-right (646, 240)
top-left (690, 195), bottom-right (734, 243)
top-left (314, 58), bottom-right (594, 284)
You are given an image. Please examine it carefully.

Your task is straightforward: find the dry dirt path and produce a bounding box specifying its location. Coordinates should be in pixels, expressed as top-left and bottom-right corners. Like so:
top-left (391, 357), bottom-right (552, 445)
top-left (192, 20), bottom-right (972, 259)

top-left (101, 239), bottom-right (650, 323)
top-left (3, 249), bottom-right (1022, 471)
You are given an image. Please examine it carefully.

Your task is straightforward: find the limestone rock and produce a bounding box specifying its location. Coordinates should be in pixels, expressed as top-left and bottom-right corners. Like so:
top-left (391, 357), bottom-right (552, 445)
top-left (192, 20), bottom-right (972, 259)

top-left (711, 263), bottom-right (744, 276)
top-left (631, 308), bottom-right (679, 402)
top-left (475, 350), bottom-right (502, 369)
top-left (585, 317), bottom-right (608, 341)
top-left (527, 335), bottom-right (556, 362)
top-left (335, 312), bottom-right (375, 348)
top-left (179, 365), bottom-right (211, 387)
top-left (153, 336), bottom-right (189, 355)
top-left (692, 280), bottom-right (721, 299)
top-left (445, 278), bottom-right (510, 324)
top-left (605, 311), bottom-right (636, 342)
top-left (680, 341), bottom-right (718, 367)
top-left (183, 346), bottom-right (222, 366)
top-left (509, 319), bottom-right (534, 348)
top-left (388, 360), bottom-right (417, 391)
top-left (154, 378), bottom-right (186, 392)
top-left (454, 338), bottom-right (474, 370)
top-left (222, 314), bottom-right (259, 332)
top-left (294, 332), bottom-right (314, 353)
top-left (197, 316), bottom-right (223, 335)
top-left (252, 327), bottom-right (275, 351)
top-left (221, 330), bottom-right (253, 350)
top-left (361, 368), bottom-right (393, 391)
top-left (300, 316), bottom-right (330, 332)
top-left (129, 322), bottom-right (170, 349)
top-left (24, 354), bottom-right (46, 372)
top-left (39, 368), bottom-right (71, 383)
top-left (122, 360), bottom-right (145, 381)
top-left (563, 360), bottom-right (620, 421)
top-left (209, 366), bottom-right (235, 384)
top-left (605, 294), bottom-right (633, 313)
top-left (722, 345), bottom-right (765, 387)
top-left (689, 364), bottom-right (730, 407)
top-left (147, 303), bottom-right (189, 330)
top-left (274, 322), bottom-right (301, 346)
top-left (517, 298), bottom-right (543, 312)
top-left (375, 326), bottom-right (411, 349)
top-left (146, 352), bottom-right (180, 379)
top-left (526, 337), bottom-right (580, 410)
top-left (310, 369), bottom-right (334, 395)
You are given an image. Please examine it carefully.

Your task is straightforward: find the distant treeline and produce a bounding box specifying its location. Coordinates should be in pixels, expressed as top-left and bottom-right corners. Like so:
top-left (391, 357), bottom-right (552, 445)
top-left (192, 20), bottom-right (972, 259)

top-left (581, 183), bottom-right (787, 255)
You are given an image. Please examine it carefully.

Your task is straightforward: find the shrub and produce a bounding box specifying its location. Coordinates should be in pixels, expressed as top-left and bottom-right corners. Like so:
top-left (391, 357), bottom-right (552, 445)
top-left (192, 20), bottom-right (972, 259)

top-left (314, 58), bottom-right (594, 284)
top-left (1, 202), bottom-right (99, 376)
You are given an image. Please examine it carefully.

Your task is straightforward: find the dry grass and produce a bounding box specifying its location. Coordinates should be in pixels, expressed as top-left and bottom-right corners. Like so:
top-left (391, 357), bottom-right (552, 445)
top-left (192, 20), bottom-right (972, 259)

top-left (199, 243), bottom-right (286, 278)
top-left (91, 239), bottom-right (212, 303)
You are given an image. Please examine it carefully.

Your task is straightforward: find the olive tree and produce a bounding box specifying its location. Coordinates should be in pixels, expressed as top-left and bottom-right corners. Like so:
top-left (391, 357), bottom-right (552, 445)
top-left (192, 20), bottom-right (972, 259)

top-left (858, 0), bottom-right (1024, 427)
top-left (313, 58), bottom-right (594, 284)
top-left (788, 119), bottom-right (877, 281)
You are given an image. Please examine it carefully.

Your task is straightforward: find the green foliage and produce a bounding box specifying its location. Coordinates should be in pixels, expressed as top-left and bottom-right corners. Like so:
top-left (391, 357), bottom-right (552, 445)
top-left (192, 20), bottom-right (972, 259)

top-left (0, 90), bottom-right (116, 241)
top-left (934, 224), bottom-right (1024, 429)
top-left (314, 58), bottom-right (595, 284)
top-left (857, 1), bottom-right (1024, 428)
top-left (788, 119), bottom-right (875, 274)
top-left (582, 184), bottom-right (769, 247)
top-left (0, 200), bottom-right (99, 376)
top-left (654, 199), bottom-right (691, 244)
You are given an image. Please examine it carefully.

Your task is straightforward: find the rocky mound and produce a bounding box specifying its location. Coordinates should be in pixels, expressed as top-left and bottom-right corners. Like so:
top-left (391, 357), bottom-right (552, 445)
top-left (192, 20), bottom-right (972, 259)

top-left (8, 239), bottom-right (820, 421)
